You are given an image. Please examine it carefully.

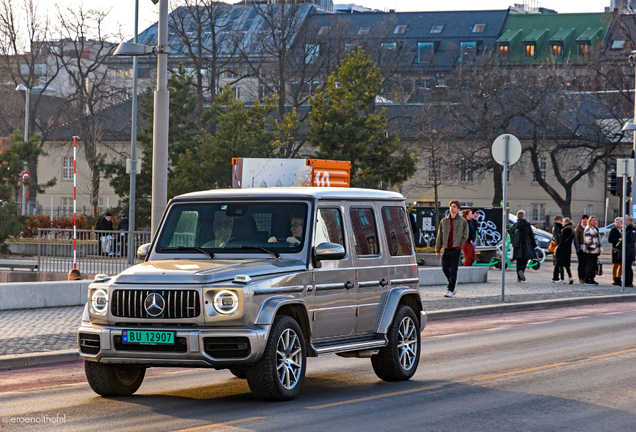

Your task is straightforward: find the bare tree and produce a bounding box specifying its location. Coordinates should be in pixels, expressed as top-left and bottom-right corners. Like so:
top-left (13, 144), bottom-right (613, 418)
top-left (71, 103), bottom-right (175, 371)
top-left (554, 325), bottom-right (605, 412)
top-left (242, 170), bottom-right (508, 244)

top-left (50, 3), bottom-right (121, 215)
top-left (0, 0), bottom-right (65, 204)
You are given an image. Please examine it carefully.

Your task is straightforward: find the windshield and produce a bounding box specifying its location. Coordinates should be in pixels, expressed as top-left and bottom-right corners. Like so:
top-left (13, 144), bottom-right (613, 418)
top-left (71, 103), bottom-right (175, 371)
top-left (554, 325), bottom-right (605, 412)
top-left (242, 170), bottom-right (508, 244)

top-left (157, 202), bottom-right (308, 255)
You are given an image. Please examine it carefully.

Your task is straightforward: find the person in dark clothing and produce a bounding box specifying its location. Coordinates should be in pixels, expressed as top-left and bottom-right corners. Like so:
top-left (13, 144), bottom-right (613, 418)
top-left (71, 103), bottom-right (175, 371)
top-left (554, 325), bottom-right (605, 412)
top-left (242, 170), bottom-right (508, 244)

top-left (511, 210), bottom-right (537, 282)
top-left (470, 208), bottom-right (480, 244)
top-left (574, 215), bottom-right (588, 283)
top-left (623, 216), bottom-right (635, 287)
top-left (608, 217), bottom-right (623, 286)
top-left (556, 218), bottom-right (576, 284)
top-left (95, 212), bottom-right (113, 255)
top-left (117, 214), bottom-right (129, 256)
top-left (551, 216), bottom-right (564, 282)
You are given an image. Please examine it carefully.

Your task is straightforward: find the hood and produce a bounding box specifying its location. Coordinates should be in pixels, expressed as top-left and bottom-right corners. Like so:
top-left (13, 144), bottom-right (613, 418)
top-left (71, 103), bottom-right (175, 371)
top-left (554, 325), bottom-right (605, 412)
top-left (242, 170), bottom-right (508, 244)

top-left (111, 259), bottom-right (306, 285)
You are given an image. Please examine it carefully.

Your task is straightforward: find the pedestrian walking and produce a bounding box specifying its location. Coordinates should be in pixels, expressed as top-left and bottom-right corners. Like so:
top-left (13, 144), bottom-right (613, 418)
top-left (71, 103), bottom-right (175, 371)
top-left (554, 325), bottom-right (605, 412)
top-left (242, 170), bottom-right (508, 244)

top-left (510, 210), bottom-right (537, 282)
top-left (461, 209), bottom-right (476, 266)
top-left (583, 215), bottom-right (602, 285)
top-left (623, 216), bottom-right (635, 288)
top-left (551, 215), bottom-right (564, 282)
top-left (556, 217), bottom-right (576, 284)
top-left (95, 212), bottom-right (114, 256)
top-left (435, 200), bottom-right (469, 298)
top-left (608, 217), bottom-right (623, 286)
top-left (574, 215), bottom-right (588, 283)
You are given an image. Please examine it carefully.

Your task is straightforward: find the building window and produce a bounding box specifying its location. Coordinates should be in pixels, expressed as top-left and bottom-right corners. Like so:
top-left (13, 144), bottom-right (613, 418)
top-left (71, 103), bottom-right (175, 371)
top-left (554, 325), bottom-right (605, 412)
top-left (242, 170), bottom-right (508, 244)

top-left (430, 24), bottom-right (444, 34)
top-left (394, 25), bottom-right (407, 34)
top-left (611, 40), bottom-right (625, 50)
top-left (60, 197), bottom-right (73, 216)
top-left (578, 43), bottom-right (590, 57)
top-left (381, 42), bottom-right (396, 50)
top-left (427, 158), bottom-right (441, 183)
top-left (532, 157), bottom-right (547, 183)
top-left (358, 26), bottom-right (370, 35)
top-left (418, 42), bottom-right (434, 63)
top-left (234, 86), bottom-right (240, 99)
top-left (62, 156), bottom-right (73, 180)
top-left (498, 44), bottom-right (509, 57)
top-left (524, 44), bottom-right (536, 57)
top-left (305, 44), bottom-right (319, 64)
top-left (459, 159), bottom-right (473, 183)
top-left (588, 173), bottom-right (594, 187)
top-left (318, 26), bottom-right (330, 36)
top-left (530, 203), bottom-right (545, 223)
top-left (472, 24), bottom-right (486, 33)
top-left (459, 42), bottom-right (476, 62)
top-left (552, 43), bottom-right (563, 57)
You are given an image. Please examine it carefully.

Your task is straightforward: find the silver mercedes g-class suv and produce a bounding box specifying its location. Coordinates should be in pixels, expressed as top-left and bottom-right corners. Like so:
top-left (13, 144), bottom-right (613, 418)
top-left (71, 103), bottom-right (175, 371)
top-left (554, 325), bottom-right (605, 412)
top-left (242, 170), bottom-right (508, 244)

top-left (78, 187), bottom-right (425, 401)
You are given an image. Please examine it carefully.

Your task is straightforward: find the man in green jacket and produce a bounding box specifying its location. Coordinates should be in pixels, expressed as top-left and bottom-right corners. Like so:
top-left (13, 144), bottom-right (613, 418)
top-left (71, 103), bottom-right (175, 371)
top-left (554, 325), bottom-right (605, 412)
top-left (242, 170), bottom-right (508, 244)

top-left (436, 200), bottom-right (469, 298)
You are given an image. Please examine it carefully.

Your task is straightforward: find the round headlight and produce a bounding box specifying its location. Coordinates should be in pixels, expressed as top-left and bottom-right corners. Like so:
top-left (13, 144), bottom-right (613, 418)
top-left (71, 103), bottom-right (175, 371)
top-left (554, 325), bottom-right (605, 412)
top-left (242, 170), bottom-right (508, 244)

top-left (91, 289), bottom-right (108, 315)
top-left (213, 290), bottom-right (239, 315)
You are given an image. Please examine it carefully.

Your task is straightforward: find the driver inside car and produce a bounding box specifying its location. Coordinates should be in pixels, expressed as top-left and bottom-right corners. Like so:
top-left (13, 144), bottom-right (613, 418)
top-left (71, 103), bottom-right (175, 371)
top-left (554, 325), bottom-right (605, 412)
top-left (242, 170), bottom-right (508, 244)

top-left (268, 216), bottom-right (303, 245)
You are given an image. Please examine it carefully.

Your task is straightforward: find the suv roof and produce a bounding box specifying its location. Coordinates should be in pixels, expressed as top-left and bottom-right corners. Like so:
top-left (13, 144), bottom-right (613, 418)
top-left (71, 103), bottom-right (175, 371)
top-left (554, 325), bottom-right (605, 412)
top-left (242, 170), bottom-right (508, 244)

top-left (174, 187), bottom-right (405, 202)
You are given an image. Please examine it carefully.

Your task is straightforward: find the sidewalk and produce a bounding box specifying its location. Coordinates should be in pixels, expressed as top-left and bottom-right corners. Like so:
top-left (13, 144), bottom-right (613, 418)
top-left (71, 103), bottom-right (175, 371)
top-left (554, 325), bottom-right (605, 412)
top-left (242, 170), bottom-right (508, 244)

top-left (1, 263), bottom-right (635, 369)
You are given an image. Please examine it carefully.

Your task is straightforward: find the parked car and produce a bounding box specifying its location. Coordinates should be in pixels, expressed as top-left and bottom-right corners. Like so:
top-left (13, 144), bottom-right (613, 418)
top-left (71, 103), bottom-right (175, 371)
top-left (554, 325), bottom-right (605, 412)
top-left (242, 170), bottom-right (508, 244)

top-left (78, 188), bottom-right (425, 401)
top-left (598, 223), bottom-right (614, 238)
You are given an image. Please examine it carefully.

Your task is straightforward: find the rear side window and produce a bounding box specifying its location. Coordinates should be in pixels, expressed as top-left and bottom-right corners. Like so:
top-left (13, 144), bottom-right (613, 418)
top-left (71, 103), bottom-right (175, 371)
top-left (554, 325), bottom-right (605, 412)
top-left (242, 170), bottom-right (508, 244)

top-left (315, 208), bottom-right (345, 246)
top-left (381, 206), bottom-right (413, 256)
top-left (349, 208), bottom-right (380, 256)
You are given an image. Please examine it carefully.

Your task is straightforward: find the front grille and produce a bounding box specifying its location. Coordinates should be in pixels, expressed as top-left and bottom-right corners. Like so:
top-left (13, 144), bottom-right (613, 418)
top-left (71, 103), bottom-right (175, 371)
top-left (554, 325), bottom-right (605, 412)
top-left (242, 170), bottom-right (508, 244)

top-left (111, 289), bottom-right (201, 319)
top-left (79, 333), bottom-right (100, 355)
top-left (113, 335), bottom-right (188, 353)
top-left (203, 337), bottom-right (251, 359)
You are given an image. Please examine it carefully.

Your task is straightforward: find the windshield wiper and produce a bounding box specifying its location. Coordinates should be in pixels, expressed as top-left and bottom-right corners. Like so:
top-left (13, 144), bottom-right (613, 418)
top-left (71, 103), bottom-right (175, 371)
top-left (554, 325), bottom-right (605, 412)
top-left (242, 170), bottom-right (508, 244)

top-left (164, 246), bottom-right (215, 259)
top-left (222, 246), bottom-right (280, 259)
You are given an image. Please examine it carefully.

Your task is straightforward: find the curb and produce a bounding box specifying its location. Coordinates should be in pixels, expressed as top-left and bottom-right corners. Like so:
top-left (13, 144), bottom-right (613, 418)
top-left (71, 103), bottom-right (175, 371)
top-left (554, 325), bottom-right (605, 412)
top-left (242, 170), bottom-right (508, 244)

top-left (0, 349), bottom-right (80, 371)
top-left (426, 294), bottom-right (636, 321)
top-left (3, 294), bottom-right (636, 372)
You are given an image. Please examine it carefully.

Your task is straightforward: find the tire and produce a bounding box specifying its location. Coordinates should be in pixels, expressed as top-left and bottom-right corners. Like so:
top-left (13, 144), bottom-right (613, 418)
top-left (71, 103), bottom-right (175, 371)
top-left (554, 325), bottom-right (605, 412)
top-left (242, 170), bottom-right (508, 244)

top-left (246, 315), bottom-right (306, 401)
top-left (372, 305), bottom-right (420, 382)
top-left (229, 368), bottom-right (246, 379)
top-left (84, 361), bottom-right (146, 396)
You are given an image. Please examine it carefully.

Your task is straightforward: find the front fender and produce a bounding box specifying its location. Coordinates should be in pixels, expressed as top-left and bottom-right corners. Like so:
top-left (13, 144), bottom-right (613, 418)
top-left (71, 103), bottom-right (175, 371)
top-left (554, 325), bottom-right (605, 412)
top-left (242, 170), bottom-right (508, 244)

top-left (376, 287), bottom-right (425, 334)
top-left (255, 295), bottom-right (308, 326)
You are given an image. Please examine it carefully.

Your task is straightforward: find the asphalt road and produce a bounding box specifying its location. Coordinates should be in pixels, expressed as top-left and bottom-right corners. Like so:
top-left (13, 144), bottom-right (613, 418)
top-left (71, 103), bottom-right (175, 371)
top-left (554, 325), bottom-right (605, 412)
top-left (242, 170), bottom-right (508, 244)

top-left (1, 303), bottom-right (636, 431)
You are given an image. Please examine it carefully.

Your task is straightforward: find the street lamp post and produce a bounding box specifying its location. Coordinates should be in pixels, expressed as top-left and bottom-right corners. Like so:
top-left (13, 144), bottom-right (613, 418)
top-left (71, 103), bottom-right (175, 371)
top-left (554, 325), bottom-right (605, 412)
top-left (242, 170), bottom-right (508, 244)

top-left (128, 0), bottom-right (140, 262)
top-left (114, 0), bottom-right (169, 239)
top-left (16, 84), bottom-right (30, 216)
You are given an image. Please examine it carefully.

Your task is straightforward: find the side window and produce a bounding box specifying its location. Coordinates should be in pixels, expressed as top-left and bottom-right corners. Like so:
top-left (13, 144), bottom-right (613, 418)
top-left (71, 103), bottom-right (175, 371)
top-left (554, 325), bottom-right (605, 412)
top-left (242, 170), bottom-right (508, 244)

top-left (381, 206), bottom-right (413, 256)
top-left (350, 207), bottom-right (380, 256)
top-left (315, 208), bottom-right (345, 246)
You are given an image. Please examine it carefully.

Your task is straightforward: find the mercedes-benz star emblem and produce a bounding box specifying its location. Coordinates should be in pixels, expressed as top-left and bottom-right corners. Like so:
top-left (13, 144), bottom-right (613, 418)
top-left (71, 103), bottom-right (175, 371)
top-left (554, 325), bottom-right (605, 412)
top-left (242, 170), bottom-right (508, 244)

top-left (144, 293), bottom-right (165, 317)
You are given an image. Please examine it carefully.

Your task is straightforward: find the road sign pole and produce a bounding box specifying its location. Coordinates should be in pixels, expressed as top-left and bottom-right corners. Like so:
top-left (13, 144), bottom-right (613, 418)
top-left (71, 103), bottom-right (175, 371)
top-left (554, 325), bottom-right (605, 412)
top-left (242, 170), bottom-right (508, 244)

top-left (502, 135), bottom-right (509, 301)
top-left (622, 159), bottom-right (628, 292)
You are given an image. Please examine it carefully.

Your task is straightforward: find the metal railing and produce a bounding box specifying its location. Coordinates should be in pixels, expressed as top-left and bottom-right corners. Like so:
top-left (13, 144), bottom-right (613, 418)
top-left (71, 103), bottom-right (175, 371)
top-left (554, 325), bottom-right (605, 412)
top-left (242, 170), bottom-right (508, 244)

top-left (38, 228), bottom-right (152, 275)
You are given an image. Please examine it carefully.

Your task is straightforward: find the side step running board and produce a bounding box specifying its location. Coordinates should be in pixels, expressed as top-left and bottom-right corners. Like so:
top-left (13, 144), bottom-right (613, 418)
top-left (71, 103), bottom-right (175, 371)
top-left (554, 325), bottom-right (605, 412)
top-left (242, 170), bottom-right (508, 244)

top-left (313, 337), bottom-right (387, 355)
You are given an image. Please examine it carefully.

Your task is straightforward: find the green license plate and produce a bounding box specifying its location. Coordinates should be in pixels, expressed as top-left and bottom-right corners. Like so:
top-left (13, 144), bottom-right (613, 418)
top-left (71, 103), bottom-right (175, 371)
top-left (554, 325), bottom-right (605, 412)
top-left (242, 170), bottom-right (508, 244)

top-left (122, 330), bottom-right (174, 345)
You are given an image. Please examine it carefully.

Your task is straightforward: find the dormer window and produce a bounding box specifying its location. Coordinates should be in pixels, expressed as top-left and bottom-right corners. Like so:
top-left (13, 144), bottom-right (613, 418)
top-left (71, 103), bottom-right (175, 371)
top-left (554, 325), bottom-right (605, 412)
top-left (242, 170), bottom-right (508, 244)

top-left (498, 44), bottom-right (509, 58)
top-left (431, 24), bottom-right (444, 34)
top-left (525, 44), bottom-right (536, 58)
top-left (394, 25), bottom-right (407, 34)
top-left (472, 24), bottom-right (486, 33)
top-left (358, 26), bottom-right (370, 35)
top-left (611, 40), bottom-right (626, 49)
top-left (579, 43), bottom-right (590, 56)
top-left (318, 26), bottom-right (330, 36)
top-left (552, 43), bottom-right (563, 57)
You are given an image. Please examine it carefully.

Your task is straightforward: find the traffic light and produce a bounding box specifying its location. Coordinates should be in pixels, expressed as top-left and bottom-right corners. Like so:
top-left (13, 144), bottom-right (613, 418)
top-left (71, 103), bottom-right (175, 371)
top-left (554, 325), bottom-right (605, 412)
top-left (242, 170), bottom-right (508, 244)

top-left (607, 171), bottom-right (618, 196)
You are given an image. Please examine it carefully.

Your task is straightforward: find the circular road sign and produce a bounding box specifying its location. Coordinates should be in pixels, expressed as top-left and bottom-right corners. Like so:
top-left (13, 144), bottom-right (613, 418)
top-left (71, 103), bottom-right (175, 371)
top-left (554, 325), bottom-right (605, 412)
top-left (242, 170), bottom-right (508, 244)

top-left (491, 134), bottom-right (522, 166)
top-left (21, 172), bottom-right (30, 184)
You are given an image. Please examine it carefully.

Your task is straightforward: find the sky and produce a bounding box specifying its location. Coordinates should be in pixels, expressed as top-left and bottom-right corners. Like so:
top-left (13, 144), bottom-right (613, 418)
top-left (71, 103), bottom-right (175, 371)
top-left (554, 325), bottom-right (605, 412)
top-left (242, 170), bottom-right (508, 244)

top-left (50, 0), bottom-right (611, 41)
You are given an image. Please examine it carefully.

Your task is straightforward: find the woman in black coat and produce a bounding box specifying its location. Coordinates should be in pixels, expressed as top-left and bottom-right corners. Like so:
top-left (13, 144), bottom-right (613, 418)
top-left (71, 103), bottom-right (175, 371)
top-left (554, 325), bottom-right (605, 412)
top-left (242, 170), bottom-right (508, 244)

top-left (608, 217), bottom-right (623, 286)
top-left (556, 218), bottom-right (576, 284)
top-left (512, 210), bottom-right (537, 282)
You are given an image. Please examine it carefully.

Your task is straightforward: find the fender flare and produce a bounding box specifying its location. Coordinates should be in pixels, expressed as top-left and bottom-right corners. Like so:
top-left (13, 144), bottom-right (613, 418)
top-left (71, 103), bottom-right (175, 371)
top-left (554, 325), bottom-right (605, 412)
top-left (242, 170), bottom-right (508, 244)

top-left (376, 287), bottom-right (426, 334)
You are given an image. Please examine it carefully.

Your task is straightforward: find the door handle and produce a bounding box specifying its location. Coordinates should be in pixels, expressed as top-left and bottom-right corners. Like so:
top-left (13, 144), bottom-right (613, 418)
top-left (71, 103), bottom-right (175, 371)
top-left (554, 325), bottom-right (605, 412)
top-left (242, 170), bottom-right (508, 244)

top-left (344, 281), bottom-right (355, 289)
top-left (380, 279), bottom-right (389, 287)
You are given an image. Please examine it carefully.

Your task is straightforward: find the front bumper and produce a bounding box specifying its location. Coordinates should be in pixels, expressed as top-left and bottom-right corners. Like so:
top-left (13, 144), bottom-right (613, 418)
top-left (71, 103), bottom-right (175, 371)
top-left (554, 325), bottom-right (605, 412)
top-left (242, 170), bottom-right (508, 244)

top-left (78, 324), bottom-right (270, 368)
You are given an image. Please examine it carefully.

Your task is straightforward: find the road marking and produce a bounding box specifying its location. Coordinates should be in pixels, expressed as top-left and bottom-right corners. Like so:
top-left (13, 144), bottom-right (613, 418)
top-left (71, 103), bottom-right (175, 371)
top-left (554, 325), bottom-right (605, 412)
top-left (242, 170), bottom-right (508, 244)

top-left (305, 385), bottom-right (442, 409)
top-left (472, 362), bottom-right (570, 382)
top-left (171, 416), bottom-right (264, 432)
top-left (588, 347), bottom-right (636, 359)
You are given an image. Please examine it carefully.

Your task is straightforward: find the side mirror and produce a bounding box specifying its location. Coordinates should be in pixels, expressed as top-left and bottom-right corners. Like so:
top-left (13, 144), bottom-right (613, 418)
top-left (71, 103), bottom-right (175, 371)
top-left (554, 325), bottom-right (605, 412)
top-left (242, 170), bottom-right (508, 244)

top-left (314, 242), bottom-right (346, 261)
top-left (137, 243), bottom-right (151, 260)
